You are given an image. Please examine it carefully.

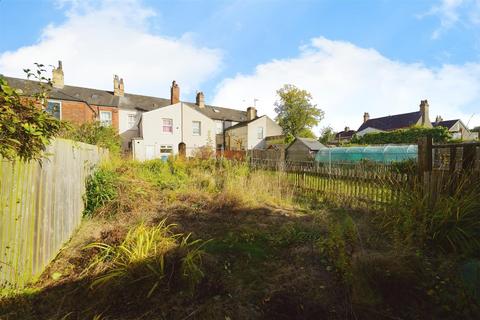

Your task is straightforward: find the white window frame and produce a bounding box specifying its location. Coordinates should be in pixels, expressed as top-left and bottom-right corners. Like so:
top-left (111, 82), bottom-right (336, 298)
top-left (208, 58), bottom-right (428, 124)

top-left (127, 113), bottom-right (136, 129)
top-left (160, 145), bottom-right (173, 154)
top-left (99, 111), bottom-right (112, 127)
top-left (257, 127), bottom-right (264, 139)
top-left (162, 118), bottom-right (173, 134)
top-left (215, 120), bottom-right (223, 134)
top-left (192, 121), bottom-right (201, 136)
top-left (46, 100), bottom-right (62, 120)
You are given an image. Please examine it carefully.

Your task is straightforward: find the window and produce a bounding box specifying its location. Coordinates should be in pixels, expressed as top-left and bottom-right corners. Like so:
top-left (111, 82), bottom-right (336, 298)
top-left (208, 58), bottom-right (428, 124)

top-left (100, 111), bottom-right (112, 126)
top-left (127, 113), bottom-right (136, 129)
top-left (162, 118), bottom-right (173, 134)
top-left (192, 121), bottom-right (201, 136)
top-left (46, 100), bottom-right (61, 119)
top-left (215, 120), bottom-right (223, 134)
top-left (257, 127), bottom-right (264, 139)
top-left (160, 145), bottom-right (173, 153)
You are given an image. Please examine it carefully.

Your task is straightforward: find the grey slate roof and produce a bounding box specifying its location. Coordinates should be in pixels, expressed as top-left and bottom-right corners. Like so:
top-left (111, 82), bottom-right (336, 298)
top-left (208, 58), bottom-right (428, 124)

top-left (357, 111), bottom-right (421, 132)
top-left (224, 116), bottom-right (262, 131)
top-left (2, 76), bottom-right (247, 122)
top-left (292, 137), bottom-right (325, 151)
top-left (432, 119), bottom-right (458, 130)
top-left (335, 129), bottom-right (356, 139)
top-left (185, 103), bottom-right (247, 122)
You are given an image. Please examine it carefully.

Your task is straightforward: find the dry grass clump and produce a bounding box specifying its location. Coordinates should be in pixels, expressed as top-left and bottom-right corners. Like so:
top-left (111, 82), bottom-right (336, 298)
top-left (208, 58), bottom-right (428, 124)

top-left (85, 221), bottom-right (177, 295)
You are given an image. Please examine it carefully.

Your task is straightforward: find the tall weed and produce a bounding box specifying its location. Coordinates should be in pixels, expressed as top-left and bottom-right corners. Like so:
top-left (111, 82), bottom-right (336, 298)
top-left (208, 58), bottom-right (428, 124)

top-left (380, 174), bottom-right (480, 255)
top-left (84, 168), bottom-right (118, 217)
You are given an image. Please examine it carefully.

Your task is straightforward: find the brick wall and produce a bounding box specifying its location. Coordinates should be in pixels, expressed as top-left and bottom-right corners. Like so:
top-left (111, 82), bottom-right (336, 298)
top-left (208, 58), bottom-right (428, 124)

top-left (59, 100), bottom-right (119, 129)
top-left (61, 100), bottom-right (95, 124)
top-left (95, 105), bottom-right (119, 130)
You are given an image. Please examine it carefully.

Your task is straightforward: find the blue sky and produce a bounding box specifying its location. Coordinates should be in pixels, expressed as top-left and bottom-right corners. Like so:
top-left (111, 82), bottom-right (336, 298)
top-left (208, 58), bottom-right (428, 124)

top-left (1, 0), bottom-right (480, 131)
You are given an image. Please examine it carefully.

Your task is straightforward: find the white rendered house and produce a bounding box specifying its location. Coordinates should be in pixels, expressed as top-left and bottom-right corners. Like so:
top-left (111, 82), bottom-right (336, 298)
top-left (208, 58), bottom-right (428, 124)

top-left (132, 102), bottom-right (216, 160)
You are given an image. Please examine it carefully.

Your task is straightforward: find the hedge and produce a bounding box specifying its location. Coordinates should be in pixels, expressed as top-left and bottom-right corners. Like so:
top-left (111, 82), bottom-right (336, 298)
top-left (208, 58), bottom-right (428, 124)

top-left (351, 126), bottom-right (451, 145)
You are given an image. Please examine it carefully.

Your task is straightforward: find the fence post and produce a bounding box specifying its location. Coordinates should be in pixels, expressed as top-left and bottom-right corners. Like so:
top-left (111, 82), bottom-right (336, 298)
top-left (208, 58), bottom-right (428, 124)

top-left (418, 136), bottom-right (432, 179)
top-left (462, 144), bottom-right (476, 171)
top-left (449, 146), bottom-right (456, 173)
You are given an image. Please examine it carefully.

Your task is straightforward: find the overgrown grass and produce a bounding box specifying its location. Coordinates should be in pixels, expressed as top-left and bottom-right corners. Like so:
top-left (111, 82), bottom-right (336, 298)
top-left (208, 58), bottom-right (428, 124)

top-left (4, 155), bottom-right (480, 319)
top-left (84, 220), bottom-right (206, 297)
top-left (379, 174), bottom-right (480, 255)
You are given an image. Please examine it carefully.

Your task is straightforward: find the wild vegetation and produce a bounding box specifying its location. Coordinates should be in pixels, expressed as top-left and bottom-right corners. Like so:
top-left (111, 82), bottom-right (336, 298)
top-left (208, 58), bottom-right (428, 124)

top-left (1, 152), bottom-right (479, 319)
top-left (0, 65), bottom-right (63, 160)
top-left (60, 121), bottom-right (122, 155)
top-left (350, 126), bottom-right (451, 145)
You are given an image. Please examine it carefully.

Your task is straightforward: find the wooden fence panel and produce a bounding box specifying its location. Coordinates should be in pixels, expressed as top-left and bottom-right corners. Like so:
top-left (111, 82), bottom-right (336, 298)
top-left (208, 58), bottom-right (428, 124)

top-left (0, 139), bottom-right (107, 288)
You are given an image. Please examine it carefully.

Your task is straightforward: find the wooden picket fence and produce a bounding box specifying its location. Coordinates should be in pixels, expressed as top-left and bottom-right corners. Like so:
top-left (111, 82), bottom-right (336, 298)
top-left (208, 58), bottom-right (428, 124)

top-left (250, 160), bottom-right (411, 211)
top-left (0, 139), bottom-right (107, 289)
top-left (247, 139), bottom-right (479, 212)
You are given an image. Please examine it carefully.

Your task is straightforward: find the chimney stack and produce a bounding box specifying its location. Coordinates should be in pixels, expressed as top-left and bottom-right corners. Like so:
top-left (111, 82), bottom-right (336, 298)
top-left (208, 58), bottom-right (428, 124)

top-left (113, 75), bottom-right (124, 96)
top-left (419, 100), bottom-right (430, 126)
top-left (247, 106), bottom-right (257, 121)
top-left (435, 115), bottom-right (443, 123)
top-left (52, 60), bottom-right (64, 89)
top-left (363, 112), bottom-right (370, 124)
top-left (344, 126), bottom-right (350, 132)
top-left (171, 80), bottom-right (180, 104)
top-left (196, 91), bottom-right (205, 108)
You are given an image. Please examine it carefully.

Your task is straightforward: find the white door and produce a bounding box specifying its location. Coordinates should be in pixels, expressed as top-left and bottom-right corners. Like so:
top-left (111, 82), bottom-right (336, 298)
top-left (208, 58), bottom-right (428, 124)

top-left (145, 145), bottom-right (155, 160)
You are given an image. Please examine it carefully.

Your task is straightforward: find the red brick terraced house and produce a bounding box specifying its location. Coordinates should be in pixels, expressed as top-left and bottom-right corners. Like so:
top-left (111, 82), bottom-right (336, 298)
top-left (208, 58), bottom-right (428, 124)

top-left (4, 61), bottom-right (120, 129)
top-left (3, 61), bottom-right (277, 155)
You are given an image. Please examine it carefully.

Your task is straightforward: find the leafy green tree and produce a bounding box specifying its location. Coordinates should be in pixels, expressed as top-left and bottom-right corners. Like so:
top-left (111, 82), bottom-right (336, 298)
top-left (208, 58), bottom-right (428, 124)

top-left (319, 126), bottom-right (336, 144)
top-left (274, 84), bottom-right (324, 143)
top-left (0, 65), bottom-right (63, 160)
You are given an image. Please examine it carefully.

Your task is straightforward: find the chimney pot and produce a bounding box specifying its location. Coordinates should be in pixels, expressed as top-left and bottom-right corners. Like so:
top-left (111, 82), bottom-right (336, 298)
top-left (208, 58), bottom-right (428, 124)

top-left (419, 99), bottom-right (430, 126)
top-left (345, 126), bottom-right (350, 132)
top-left (196, 91), bottom-right (205, 108)
top-left (113, 75), bottom-right (124, 96)
top-left (247, 106), bottom-right (257, 121)
top-left (435, 115), bottom-right (443, 123)
top-left (52, 60), bottom-right (64, 89)
top-left (171, 80), bottom-right (180, 104)
top-left (363, 112), bottom-right (370, 124)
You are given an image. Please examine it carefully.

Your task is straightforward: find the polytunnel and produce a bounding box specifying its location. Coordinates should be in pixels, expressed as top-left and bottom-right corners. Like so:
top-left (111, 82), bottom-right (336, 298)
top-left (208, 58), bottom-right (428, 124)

top-left (315, 145), bottom-right (417, 164)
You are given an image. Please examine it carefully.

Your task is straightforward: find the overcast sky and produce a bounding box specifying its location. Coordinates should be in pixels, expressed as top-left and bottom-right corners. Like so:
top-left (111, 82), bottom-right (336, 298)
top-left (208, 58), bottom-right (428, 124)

top-left (1, 0), bottom-right (480, 132)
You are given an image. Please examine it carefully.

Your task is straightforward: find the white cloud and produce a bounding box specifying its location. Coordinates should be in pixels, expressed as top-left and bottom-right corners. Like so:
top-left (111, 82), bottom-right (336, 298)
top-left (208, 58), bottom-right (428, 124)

top-left (425, 0), bottom-right (480, 39)
top-left (212, 37), bottom-right (480, 133)
top-left (0, 0), bottom-right (222, 98)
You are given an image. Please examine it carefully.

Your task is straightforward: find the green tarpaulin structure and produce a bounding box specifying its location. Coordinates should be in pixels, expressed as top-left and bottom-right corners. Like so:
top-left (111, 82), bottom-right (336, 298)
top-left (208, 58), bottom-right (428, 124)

top-left (315, 145), bottom-right (417, 164)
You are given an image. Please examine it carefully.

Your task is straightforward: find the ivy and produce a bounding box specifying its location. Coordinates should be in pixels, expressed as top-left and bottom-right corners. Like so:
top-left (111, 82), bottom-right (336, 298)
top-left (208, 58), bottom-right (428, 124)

top-left (351, 126), bottom-right (452, 145)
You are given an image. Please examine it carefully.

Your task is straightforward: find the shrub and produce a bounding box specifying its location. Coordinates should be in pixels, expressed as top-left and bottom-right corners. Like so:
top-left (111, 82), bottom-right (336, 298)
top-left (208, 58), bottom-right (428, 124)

top-left (191, 144), bottom-right (215, 160)
top-left (0, 66), bottom-right (63, 160)
top-left (84, 168), bottom-right (118, 217)
top-left (60, 121), bottom-right (121, 155)
top-left (351, 126), bottom-right (451, 145)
